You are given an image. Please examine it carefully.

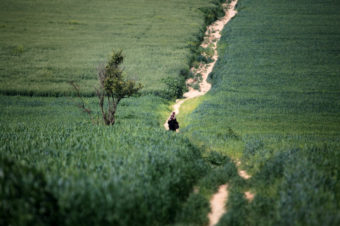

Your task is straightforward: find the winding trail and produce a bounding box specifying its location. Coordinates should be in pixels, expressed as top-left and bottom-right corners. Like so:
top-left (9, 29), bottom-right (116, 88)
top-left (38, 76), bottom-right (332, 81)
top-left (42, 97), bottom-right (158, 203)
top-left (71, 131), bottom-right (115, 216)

top-left (236, 161), bottom-right (255, 202)
top-left (163, 0), bottom-right (239, 225)
top-left (207, 161), bottom-right (254, 225)
top-left (164, 0), bottom-right (238, 130)
top-left (208, 184), bottom-right (228, 226)
top-left (163, 1), bottom-right (242, 225)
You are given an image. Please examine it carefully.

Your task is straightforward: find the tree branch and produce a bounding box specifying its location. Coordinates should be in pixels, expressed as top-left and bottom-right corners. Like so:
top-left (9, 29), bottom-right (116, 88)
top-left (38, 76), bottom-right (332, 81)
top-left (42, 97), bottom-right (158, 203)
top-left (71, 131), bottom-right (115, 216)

top-left (69, 81), bottom-right (92, 115)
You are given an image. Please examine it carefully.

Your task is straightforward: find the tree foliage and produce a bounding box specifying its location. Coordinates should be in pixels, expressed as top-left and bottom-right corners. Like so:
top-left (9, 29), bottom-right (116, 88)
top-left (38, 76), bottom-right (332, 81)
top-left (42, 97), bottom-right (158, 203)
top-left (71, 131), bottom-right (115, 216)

top-left (162, 76), bottom-right (187, 99)
top-left (70, 50), bottom-right (142, 125)
top-left (96, 50), bottom-right (142, 125)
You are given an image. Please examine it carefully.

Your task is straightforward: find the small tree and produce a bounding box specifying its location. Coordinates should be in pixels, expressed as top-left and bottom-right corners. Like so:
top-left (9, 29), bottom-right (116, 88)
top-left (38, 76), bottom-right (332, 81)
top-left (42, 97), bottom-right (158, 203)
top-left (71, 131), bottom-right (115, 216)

top-left (96, 50), bottom-right (142, 125)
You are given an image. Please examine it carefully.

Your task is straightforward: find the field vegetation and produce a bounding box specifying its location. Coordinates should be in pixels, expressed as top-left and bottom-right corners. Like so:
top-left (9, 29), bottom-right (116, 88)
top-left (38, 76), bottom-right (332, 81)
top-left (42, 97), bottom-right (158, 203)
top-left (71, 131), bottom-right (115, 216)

top-left (0, 0), bottom-right (230, 225)
top-left (2, 0), bottom-right (340, 225)
top-left (0, 95), bottom-right (205, 225)
top-left (179, 0), bottom-right (340, 224)
top-left (0, 0), bottom-right (224, 96)
top-left (0, 94), bottom-right (240, 225)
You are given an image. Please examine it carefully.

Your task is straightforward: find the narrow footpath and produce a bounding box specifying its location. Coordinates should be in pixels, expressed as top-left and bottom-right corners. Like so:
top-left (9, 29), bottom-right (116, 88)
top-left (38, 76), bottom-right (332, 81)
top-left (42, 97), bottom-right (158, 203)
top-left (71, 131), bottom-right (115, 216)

top-left (208, 184), bottom-right (228, 226)
top-left (164, 0), bottom-right (238, 130)
top-left (237, 161), bottom-right (255, 202)
top-left (163, 0), bottom-right (240, 225)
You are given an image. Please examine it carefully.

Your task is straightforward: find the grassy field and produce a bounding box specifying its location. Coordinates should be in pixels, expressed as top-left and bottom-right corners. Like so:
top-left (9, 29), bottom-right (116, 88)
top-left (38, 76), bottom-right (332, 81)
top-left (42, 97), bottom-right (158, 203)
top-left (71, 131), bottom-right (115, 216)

top-left (0, 95), bottom-right (207, 225)
top-left (0, 94), bottom-right (240, 225)
top-left (2, 0), bottom-right (340, 225)
top-left (0, 0), bottom-right (222, 96)
top-left (0, 0), bottom-right (232, 225)
top-left (179, 0), bottom-right (340, 224)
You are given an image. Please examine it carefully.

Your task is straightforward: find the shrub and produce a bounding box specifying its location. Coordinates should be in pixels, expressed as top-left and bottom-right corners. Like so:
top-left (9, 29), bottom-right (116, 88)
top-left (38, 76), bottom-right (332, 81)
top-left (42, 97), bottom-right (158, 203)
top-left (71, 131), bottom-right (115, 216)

top-left (0, 156), bottom-right (59, 226)
top-left (71, 50), bottom-right (143, 125)
top-left (176, 193), bottom-right (210, 226)
top-left (162, 76), bottom-right (187, 99)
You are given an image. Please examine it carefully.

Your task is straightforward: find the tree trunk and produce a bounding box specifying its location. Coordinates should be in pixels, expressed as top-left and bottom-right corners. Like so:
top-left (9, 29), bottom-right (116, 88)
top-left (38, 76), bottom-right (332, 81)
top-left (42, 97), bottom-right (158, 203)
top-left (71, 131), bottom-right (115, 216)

top-left (96, 89), bottom-right (122, 126)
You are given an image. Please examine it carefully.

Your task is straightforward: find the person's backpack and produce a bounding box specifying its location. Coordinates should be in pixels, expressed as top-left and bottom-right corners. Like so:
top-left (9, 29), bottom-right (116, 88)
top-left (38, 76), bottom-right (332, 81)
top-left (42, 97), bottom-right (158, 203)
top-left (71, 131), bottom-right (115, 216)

top-left (174, 120), bottom-right (179, 129)
top-left (168, 119), bottom-right (179, 131)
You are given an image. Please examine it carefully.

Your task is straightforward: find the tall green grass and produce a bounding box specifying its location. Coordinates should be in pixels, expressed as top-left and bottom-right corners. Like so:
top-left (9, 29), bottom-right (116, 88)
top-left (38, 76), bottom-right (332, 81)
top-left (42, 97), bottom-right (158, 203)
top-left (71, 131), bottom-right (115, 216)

top-left (0, 1), bottom-right (232, 224)
top-left (0, 95), bottom-right (211, 225)
top-left (0, 0), bottom-right (223, 96)
top-left (179, 0), bottom-right (340, 224)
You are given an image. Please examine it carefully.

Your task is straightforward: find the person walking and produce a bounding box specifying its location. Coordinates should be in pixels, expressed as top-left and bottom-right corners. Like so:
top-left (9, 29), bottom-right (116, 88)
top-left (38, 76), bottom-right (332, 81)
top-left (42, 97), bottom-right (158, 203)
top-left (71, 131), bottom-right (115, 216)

top-left (168, 112), bottom-right (179, 132)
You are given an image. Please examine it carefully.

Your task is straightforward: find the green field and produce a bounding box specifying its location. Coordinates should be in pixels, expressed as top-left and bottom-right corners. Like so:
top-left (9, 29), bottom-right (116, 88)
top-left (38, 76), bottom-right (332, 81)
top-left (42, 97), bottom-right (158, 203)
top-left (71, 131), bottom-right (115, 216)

top-left (179, 0), bottom-right (340, 224)
top-left (0, 94), bottom-right (239, 225)
top-left (1, 0), bottom-right (340, 225)
top-left (0, 1), bottom-right (230, 225)
top-left (0, 95), bottom-right (203, 225)
top-left (0, 0), bottom-right (222, 96)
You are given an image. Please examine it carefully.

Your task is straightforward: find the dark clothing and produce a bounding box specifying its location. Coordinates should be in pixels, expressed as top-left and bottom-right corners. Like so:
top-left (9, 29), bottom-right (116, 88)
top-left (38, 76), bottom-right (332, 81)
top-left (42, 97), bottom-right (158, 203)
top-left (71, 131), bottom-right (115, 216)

top-left (168, 118), bottom-right (179, 131)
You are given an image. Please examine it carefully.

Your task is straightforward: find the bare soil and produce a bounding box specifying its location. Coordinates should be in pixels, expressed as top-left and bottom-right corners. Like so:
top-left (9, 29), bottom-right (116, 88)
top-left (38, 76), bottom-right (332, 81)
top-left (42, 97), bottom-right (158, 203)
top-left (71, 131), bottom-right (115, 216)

top-left (208, 184), bottom-right (228, 226)
top-left (236, 161), bottom-right (255, 202)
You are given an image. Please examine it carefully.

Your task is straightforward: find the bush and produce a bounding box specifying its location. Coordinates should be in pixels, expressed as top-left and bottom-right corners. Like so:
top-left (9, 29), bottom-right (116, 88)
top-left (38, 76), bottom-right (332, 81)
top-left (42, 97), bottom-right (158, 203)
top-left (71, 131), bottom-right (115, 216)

top-left (0, 156), bottom-right (59, 226)
top-left (199, 0), bottom-right (225, 26)
top-left (176, 193), bottom-right (210, 226)
top-left (162, 76), bottom-right (187, 99)
top-left (217, 191), bottom-right (248, 226)
top-left (206, 151), bottom-right (228, 166)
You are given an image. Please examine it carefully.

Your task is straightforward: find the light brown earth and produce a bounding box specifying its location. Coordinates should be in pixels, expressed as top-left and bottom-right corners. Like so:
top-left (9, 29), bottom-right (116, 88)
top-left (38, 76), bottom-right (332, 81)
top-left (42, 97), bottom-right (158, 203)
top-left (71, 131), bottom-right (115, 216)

top-left (208, 184), bottom-right (228, 226)
top-left (236, 161), bottom-right (255, 202)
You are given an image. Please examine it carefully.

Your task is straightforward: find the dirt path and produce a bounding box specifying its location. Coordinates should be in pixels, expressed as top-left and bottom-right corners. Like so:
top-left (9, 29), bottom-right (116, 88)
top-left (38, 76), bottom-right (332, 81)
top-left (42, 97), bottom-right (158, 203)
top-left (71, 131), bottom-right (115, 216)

top-left (207, 162), bottom-right (254, 226)
top-left (236, 161), bottom-right (255, 202)
top-left (164, 0), bottom-right (238, 130)
top-left (162, 1), bottom-right (239, 225)
top-left (208, 184), bottom-right (228, 226)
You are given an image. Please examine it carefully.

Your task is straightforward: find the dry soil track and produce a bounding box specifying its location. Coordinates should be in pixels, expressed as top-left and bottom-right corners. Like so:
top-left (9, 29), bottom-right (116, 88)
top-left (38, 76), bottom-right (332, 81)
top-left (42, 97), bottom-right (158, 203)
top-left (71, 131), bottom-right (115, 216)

top-left (164, 0), bottom-right (238, 130)
top-left (163, 1), bottom-right (253, 225)
top-left (163, 0), bottom-right (240, 225)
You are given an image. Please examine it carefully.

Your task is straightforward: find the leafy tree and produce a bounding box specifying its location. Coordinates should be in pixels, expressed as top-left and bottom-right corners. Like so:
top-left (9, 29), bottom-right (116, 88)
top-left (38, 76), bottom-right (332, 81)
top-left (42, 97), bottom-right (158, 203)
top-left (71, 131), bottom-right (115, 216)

top-left (96, 50), bottom-right (142, 125)
top-left (70, 50), bottom-right (142, 125)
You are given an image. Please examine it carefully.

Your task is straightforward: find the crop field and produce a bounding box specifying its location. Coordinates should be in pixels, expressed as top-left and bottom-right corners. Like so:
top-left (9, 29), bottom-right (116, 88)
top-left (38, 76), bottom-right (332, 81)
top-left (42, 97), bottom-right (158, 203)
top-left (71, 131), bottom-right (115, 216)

top-left (0, 0), bottom-right (222, 96)
top-left (0, 95), bottom-right (208, 225)
top-left (179, 0), bottom-right (340, 224)
top-left (0, 0), bottom-right (231, 225)
top-left (1, 0), bottom-right (340, 225)
top-left (0, 94), bottom-right (238, 225)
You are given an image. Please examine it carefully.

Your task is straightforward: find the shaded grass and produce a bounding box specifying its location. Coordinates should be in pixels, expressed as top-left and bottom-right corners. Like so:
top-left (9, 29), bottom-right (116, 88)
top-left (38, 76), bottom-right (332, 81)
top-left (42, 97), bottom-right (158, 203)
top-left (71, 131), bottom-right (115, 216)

top-left (175, 151), bottom-right (240, 226)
